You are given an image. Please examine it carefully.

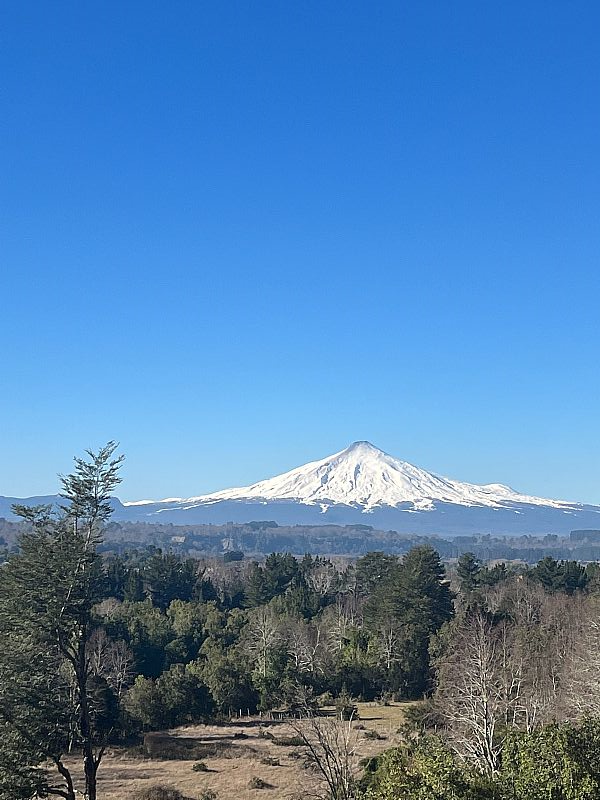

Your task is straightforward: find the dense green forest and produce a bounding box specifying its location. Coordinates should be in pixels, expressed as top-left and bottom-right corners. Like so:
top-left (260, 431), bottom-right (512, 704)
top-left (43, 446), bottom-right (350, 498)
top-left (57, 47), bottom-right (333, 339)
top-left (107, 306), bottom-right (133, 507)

top-left (2, 445), bottom-right (600, 799)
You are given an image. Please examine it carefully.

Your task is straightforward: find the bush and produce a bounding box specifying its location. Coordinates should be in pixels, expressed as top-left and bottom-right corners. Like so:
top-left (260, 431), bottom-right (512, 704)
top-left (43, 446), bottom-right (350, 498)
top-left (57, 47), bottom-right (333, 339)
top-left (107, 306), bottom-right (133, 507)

top-left (130, 786), bottom-right (185, 800)
top-left (317, 691), bottom-right (334, 706)
top-left (192, 761), bottom-right (209, 772)
top-left (335, 688), bottom-right (359, 721)
top-left (363, 729), bottom-right (384, 740)
top-left (273, 735), bottom-right (304, 747)
top-left (248, 776), bottom-right (272, 789)
top-left (200, 792), bottom-right (217, 800)
top-left (260, 756), bottom-right (280, 766)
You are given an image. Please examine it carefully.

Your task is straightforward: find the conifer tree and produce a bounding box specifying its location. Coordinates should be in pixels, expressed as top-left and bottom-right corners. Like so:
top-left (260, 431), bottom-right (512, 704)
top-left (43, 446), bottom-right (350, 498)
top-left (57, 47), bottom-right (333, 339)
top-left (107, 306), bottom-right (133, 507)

top-left (0, 443), bottom-right (123, 800)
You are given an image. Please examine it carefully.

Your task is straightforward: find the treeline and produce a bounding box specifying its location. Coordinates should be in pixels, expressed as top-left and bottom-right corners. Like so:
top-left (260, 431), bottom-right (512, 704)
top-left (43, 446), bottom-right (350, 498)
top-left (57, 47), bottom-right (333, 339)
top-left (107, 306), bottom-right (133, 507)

top-left (5, 516), bottom-right (600, 562)
top-left (361, 553), bottom-right (600, 799)
top-left (102, 522), bottom-right (600, 562)
top-left (91, 547), bottom-right (454, 724)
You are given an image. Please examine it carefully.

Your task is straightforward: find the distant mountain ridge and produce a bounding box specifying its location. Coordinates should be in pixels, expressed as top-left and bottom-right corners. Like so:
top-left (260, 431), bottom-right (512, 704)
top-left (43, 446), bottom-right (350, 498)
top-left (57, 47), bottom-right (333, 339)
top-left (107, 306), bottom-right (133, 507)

top-left (2, 442), bottom-right (599, 536)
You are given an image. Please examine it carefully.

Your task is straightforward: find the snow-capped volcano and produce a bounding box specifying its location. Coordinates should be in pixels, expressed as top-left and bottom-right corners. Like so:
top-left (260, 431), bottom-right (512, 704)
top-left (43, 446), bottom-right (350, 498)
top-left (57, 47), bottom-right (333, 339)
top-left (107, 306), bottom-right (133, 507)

top-left (3, 442), bottom-right (600, 536)
top-left (123, 440), bottom-right (584, 520)
top-left (166, 440), bottom-right (575, 513)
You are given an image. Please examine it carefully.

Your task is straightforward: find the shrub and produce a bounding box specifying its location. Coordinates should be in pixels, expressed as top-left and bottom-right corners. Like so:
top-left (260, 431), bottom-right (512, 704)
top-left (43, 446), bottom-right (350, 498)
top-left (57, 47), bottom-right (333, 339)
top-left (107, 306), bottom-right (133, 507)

top-left (192, 761), bottom-right (209, 772)
top-left (130, 785), bottom-right (185, 800)
top-left (273, 735), bottom-right (304, 747)
top-left (248, 776), bottom-right (272, 789)
top-left (260, 756), bottom-right (280, 766)
top-left (200, 792), bottom-right (217, 800)
top-left (363, 729), bottom-right (384, 740)
top-left (335, 688), bottom-right (359, 721)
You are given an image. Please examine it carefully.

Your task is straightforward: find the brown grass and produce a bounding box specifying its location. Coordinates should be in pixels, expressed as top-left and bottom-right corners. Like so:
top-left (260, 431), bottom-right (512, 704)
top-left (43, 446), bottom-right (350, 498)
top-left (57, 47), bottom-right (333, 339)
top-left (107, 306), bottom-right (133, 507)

top-left (59, 703), bottom-right (413, 800)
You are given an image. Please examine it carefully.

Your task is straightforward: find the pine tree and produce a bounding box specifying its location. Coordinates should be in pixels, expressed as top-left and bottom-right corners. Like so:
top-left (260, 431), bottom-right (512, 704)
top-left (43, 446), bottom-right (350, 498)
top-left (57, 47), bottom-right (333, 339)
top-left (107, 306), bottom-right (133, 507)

top-left (456, 552), bottom-right (482, 595)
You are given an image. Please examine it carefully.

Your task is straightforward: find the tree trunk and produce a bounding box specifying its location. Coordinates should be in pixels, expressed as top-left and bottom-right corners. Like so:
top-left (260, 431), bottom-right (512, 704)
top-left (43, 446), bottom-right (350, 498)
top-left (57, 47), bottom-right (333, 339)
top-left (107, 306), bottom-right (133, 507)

top-left (84, 755), bottom-right (97, 800)
top-left (55, 758), bottom-right (76, 800)
top-left (77, 635), bottom-right (99, 800)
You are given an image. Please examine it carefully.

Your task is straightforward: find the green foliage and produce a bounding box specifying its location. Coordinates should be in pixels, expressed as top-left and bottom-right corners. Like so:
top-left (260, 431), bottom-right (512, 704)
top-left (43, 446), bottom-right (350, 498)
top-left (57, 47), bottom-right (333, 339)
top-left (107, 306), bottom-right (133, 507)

top-left (190, 642), bottom-right (257, 714)
top-left (531, 556), bottom-right (589, 594)
top-left (0, 443), bottom-right (123, 800)
top-left (143, 553), bottom-right (198, 610)
top-left (501, 721), bottom-right (600, 799)
top-left (361, 738), bottom-right (497, 800)
top-left (364, 545), bottom-right (454, 697)
top-left (244, 553), bottom-right (300, 607)
top-left (355, 552), bottom-right (399, 595)
top-left (109, 600), bottom-right (173, 676)
top-left (124, 665), bottom-right (212, 729)
top-left (364, 722), bottom-right (600, 800)
top-left (456, 553), bottom-right (482, 595)
top-left (478, 562), bottom-right (509, 587)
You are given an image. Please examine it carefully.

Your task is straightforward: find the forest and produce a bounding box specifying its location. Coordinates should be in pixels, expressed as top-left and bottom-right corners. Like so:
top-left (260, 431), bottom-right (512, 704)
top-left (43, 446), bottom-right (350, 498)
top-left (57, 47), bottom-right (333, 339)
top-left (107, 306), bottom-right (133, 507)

top-left (4, 518), bottom-right (600, 563)
top-left (2, 445), bottom-right (600, 799)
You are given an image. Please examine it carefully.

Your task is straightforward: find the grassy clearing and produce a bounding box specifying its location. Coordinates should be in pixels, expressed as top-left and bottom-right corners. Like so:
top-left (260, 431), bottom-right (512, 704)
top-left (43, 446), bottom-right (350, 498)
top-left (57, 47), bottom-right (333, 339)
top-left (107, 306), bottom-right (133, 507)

top-left (61, 704), bottom-right (415, 800)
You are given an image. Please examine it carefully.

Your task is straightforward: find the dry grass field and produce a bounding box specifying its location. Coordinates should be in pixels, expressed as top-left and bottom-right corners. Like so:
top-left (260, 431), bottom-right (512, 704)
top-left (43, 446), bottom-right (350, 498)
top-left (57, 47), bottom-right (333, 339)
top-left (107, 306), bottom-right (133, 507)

top-left (64, 703), bottom-right (413, 800)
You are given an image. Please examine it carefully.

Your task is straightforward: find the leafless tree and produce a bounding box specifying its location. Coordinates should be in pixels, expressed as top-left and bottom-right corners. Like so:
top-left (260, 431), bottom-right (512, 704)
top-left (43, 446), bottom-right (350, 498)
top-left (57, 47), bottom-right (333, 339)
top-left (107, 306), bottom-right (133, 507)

top-left (563, 596), bottom-right (600, 718)
top-left (434, 611), bottom-right (507, 775)
top-left (203, 558), bottom-right (246, 604)
top-left (487, 579), bottom-right (579, 729)
top-left (290, 715), bottom-right (361, 800)
top-left (94, 597), bottom-right (122, 620)
top-left (287, 618), bottom-right (329, 675)
top-left (306, 561), bottom-right (338, 597)
top-left (245, 606), bottom-right (282, 678)
top-left (374, 623), bottom-right (401, 672)
top-left (323, 595), bottom-right (364, 653)
top-left (87, 629), bottom-right (134, 699)
top-left (435, 581), bottom-right (582, 774)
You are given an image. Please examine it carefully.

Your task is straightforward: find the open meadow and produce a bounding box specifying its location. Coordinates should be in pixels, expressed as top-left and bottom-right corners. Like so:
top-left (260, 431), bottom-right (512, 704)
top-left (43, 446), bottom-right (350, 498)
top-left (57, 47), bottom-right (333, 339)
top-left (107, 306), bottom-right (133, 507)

top-left (70, 703), bottom-right (411, 800)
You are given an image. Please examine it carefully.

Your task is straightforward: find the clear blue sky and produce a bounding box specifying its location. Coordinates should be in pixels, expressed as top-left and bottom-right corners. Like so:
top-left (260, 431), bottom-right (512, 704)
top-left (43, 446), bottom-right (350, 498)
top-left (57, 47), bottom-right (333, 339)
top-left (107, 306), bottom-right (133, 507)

top-left (2, 2), bottom-right (599, 504)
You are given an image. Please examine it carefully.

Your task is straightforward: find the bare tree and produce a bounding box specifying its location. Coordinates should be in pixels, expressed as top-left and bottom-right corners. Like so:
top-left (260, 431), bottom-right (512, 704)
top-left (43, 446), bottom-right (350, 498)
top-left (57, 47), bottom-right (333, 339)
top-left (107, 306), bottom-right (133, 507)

top-left (487, 579), bottom-right (579, 729)
top-left (306, 561), bottom-right (338, 597)
top-left (287, 618), bottom-right (329, 675)
top-left (245, 606), bottom-right (282, 678)
top-left (374, 622), bottom-right (401, 672)
top-left (87, 629), bottom-right (134, 700)
top-left (564, 596), bottom-right (600, 718)
top-left (323, 595), bottom-right (364, 654)
top-left (290, 715), bottom-right (361, 800)
top-left (435, 581), bottom-right (582, 775)
top-left (434, 611), bottom-right (507, 775)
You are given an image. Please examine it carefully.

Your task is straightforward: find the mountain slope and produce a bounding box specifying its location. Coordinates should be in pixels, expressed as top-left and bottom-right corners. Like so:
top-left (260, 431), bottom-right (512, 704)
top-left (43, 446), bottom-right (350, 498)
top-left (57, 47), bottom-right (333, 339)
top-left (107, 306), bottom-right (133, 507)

top-left (126, 441), bottom-right (579, 513)
top-left (3, 442), bottom-right (599, 536)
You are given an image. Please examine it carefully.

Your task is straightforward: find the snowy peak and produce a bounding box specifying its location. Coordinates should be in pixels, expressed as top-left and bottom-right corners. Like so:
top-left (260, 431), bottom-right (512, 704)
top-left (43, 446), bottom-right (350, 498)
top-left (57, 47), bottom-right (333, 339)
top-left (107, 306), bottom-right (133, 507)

top-left (166, 441), bottom-right (578, 513)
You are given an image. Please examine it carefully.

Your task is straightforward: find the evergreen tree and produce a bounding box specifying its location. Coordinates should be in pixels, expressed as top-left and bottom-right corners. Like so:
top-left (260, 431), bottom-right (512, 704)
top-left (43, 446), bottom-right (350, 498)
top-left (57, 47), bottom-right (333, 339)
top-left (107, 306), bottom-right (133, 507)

top-left (456, 552), bottom-right (482, 595)
top-left (0, 443), bottom-right (123, 800)
top-left (365, 546), bottom-right (454, 697)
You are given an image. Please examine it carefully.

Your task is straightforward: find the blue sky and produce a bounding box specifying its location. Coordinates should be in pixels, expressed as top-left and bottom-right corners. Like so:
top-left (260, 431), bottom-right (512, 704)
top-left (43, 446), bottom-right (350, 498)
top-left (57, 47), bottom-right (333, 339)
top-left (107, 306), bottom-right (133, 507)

top-left (1, 2), bottom-right (599, 503)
